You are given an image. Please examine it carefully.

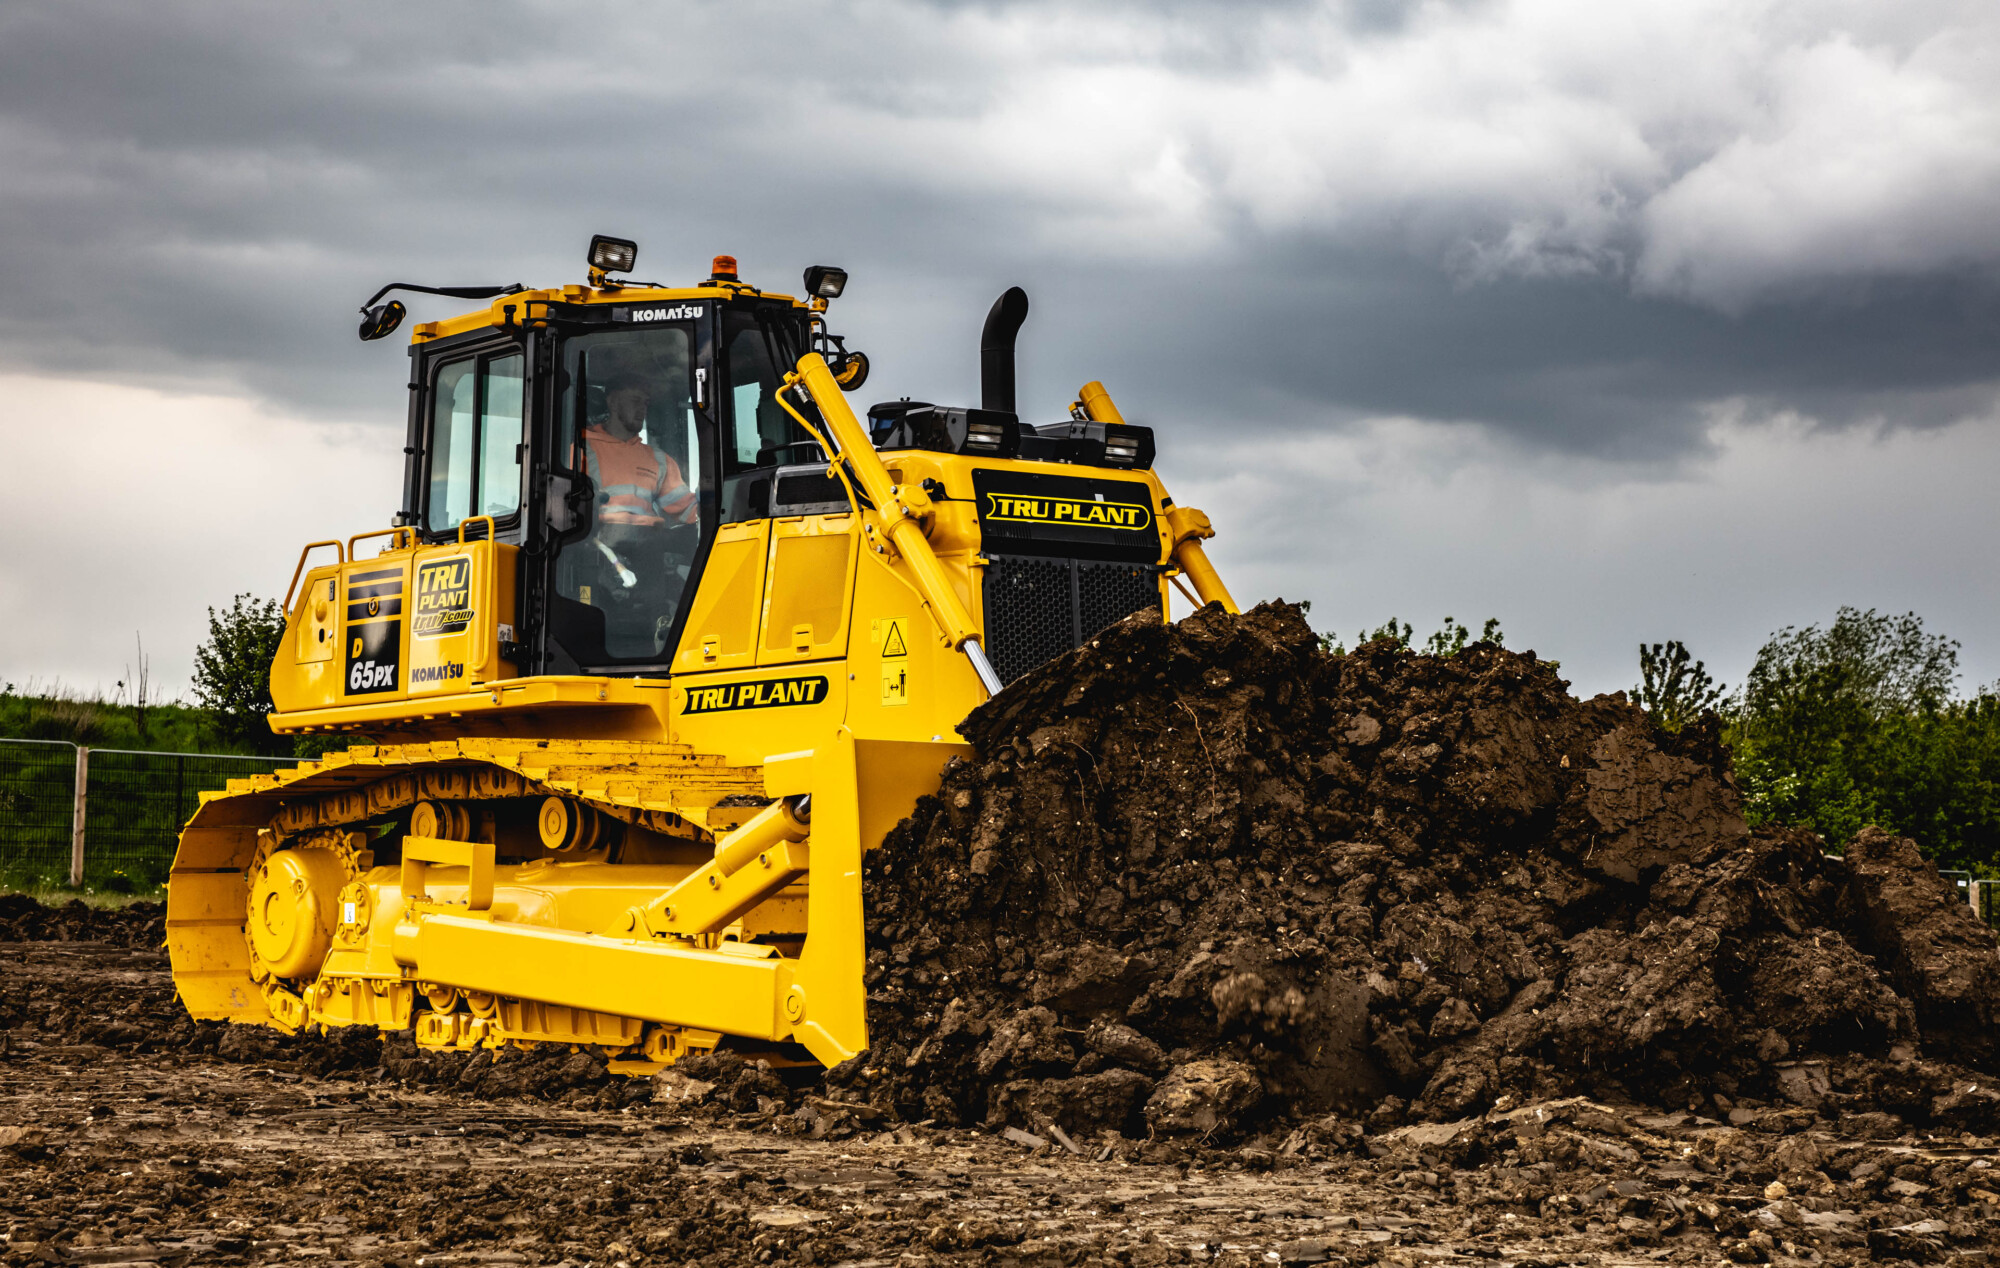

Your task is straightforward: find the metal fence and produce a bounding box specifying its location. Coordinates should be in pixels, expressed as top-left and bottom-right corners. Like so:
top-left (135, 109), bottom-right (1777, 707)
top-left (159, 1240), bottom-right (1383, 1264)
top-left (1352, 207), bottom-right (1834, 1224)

top-left (0, 738), bottom-right (296, 889)
top-left (1961, 877), bottom-right (2000, 929)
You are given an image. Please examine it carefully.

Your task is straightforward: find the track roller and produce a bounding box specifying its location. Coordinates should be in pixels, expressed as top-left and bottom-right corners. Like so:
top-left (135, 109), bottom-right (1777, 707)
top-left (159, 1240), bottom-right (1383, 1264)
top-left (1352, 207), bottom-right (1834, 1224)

top-left (538, 795), bottom-right (615, 853)
top-left (410, 799), bottom-right (473, 840)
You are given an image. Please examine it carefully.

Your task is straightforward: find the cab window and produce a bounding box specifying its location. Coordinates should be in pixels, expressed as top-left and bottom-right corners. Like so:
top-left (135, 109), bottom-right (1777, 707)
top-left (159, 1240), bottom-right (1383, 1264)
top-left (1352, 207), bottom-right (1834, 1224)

top-left (722, 311), bottom-right (809, 473)
top-left (425, 352), bottom-right (524, 533)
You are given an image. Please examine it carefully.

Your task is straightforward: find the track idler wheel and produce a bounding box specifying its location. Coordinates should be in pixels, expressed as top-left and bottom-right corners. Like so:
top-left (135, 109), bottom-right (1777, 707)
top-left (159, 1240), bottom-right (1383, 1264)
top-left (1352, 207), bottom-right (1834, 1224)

top-left (247, 846), bottom-right (347, 980)
top-left (538, 796), bottom-right (614, 853)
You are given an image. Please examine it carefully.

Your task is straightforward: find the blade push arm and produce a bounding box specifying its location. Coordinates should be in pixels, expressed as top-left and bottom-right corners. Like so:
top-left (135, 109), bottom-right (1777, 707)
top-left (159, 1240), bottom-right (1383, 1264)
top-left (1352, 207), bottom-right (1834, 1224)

top-left (1073, 380), bottom-right (1239, 615)
top-left (1165, 505), bottom-right (1239, 614)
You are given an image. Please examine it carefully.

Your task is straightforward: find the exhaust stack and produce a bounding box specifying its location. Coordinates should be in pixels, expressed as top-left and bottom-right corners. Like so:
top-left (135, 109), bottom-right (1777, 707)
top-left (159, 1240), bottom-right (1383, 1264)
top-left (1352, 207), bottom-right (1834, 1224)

top-left (980, 287), bottom-right (1029, 415)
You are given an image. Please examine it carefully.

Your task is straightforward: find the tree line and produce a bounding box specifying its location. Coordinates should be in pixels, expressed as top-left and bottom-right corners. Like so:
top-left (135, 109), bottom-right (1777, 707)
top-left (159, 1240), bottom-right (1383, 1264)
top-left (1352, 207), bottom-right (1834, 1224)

top-left (1639, 608), bottom-right (2000, 875)
top-left (9, 597), bottom-right (1995, 876)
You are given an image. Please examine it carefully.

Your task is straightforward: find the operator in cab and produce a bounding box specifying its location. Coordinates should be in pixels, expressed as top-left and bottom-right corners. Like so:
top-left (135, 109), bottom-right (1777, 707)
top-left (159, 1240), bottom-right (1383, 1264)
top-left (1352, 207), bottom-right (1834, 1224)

top-left (578, 373), bottom-right (700, 654)
top-left (586, 374), bottom-right (699, 530)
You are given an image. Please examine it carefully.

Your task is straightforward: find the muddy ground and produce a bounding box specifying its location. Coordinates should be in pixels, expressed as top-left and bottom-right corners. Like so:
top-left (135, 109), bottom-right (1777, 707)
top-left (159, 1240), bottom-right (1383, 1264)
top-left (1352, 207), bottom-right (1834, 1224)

top-left (5, 937), bottom-right (1999, 1266)
top-left (8, 605), bottom-right (2000, 1263)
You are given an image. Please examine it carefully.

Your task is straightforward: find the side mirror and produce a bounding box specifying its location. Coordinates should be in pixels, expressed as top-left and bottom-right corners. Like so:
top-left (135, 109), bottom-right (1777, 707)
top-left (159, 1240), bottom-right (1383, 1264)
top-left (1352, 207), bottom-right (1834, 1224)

top-left (358, 300), bottom-right (407, 342)
top-left (546, 474), bottom-right (578, 533)
top-left (831, 350), bottom-right (870, 392)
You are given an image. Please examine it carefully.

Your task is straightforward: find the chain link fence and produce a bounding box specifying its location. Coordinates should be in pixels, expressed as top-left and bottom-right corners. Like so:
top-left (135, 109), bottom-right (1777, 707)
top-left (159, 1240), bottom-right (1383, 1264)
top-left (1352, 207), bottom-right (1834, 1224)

top-left (0, 738), bottom-right (296, 890)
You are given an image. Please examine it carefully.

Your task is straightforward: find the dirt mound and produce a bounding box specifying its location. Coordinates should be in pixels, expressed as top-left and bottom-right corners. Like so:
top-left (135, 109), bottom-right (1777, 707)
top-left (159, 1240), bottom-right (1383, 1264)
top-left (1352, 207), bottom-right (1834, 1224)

top-left (839, 602), bottom-right (2000, 1140)
top-left (0, 893), bottom-right (162, 947)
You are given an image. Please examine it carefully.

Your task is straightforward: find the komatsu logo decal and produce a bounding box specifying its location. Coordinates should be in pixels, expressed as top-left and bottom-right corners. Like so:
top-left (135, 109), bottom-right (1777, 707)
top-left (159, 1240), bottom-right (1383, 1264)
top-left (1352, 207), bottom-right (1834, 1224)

top-left (413, 557), bottom-right (474, 638)
top-left (625, 304), bottom-right (702, 322)
top-left (410, 662), bottom-right (465, 686)
top-left (982, 493), bottom-right (1153, 531)
top-left (682, 675), bottom-right (830, 715)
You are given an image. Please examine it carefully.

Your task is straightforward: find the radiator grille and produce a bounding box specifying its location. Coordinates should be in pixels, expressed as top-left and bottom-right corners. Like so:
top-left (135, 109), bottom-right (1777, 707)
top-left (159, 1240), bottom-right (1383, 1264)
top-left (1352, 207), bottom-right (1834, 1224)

top-left (982, 555), bottom-right (1161, 685)
top-left (1078, 562), bottom-right (1160, 647)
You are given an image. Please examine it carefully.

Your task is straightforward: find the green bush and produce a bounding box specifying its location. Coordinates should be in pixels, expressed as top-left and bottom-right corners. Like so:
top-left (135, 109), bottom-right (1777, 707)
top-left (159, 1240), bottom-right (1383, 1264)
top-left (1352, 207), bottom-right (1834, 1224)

top-left (1706, 608), bottom-right (2000, 875)
top-left (1322, 615), bottom-right (1504, 656)
top-left (190, 594), bottom-right (291, 756)
top-left (1633, 640), bottom-right (1725, 734)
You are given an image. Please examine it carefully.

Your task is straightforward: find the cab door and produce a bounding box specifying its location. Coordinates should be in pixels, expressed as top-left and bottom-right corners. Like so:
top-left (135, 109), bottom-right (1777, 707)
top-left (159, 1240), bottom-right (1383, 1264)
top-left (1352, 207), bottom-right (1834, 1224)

top-left (540, 309), bottom-right (717, 675)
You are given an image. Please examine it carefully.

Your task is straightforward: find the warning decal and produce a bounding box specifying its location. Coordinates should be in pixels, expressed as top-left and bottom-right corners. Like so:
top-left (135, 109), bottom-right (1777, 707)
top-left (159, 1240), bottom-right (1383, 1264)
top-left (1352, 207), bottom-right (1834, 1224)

top-left (876, 618), bottom-right (909, 658)
top-left (881, 662), bottom-right (909, 706)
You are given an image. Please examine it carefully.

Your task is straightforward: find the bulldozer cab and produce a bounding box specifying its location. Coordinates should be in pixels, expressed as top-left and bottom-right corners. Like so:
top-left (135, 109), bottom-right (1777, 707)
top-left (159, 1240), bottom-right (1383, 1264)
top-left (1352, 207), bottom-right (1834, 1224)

top-left (409, 296), bottom-right (820, 677)
top-left (266, 245), bottom-right (1240, 754)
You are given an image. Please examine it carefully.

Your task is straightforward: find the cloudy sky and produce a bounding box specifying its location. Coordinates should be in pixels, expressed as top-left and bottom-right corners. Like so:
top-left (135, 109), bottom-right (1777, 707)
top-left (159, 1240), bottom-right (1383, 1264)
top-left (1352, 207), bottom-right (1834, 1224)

top-left (3, 0), bottom-right (1998, 703)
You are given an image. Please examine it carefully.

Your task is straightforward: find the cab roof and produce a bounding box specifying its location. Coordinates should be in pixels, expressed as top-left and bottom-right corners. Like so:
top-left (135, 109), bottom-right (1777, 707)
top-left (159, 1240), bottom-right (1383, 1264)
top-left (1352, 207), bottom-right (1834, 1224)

top-left (408, 280), bottom-right (811, 345)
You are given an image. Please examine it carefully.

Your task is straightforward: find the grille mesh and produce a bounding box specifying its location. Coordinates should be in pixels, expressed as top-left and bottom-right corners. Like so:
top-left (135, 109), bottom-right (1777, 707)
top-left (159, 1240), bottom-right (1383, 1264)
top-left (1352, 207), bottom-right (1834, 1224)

top-left (1078, 562), bottom-right (1161, 644)
top-left (982, 555), bottom-right (1161, 685)
top-left (983, 556), bottom-right (1076, 685)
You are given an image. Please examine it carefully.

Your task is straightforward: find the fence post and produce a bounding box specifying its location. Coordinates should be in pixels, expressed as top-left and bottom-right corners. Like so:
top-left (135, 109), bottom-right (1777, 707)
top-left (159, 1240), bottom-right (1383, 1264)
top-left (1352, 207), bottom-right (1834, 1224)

top-left (70, 745), bottom-right (89, 887)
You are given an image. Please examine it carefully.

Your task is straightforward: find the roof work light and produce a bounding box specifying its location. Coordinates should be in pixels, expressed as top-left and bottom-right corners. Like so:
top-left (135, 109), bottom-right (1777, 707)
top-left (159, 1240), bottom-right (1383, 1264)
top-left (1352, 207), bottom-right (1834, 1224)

top-left (803, 265), bottom-right (848, 300)
top-left (587, 235), bottom-right (638, 276)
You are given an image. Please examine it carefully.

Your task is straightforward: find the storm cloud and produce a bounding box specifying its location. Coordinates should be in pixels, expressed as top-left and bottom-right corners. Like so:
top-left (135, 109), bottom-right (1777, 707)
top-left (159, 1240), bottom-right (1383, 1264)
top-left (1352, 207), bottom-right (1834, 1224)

top-left (2, 0), bottom-right (1998, 695)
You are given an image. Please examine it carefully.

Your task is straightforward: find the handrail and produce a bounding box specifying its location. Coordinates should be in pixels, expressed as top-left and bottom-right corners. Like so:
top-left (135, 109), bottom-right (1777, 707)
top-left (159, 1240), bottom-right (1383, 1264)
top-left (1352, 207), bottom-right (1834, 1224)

top-left (86, 746), bottom-right (297, 763)
top-left (283, 540), bottom-right (345, 614)
top-left (347, 526), bottom-right (409, 560)
top-left (456, 517), bottom-right (498, 680)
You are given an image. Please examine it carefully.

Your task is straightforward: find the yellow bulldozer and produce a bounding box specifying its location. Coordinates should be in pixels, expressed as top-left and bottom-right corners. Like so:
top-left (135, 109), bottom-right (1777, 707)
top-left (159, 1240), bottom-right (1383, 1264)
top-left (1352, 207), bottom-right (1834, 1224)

top-left (165, 236), bottom-right (1237, 1072)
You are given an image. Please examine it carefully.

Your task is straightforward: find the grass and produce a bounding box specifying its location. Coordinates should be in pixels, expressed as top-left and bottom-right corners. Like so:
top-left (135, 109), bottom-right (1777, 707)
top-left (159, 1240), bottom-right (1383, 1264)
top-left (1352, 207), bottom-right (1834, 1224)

top-left (1, 879), bottom-right (165, 907)
top-left (0, 681), bottom-right (243, 753)
top-left (3, 689), bottom-right (299, 901)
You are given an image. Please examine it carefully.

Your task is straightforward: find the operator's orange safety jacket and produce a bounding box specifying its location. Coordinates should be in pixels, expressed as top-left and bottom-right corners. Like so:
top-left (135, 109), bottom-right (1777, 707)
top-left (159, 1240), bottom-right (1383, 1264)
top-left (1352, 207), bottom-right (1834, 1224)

top-left (582, 426), bottom-right (698, 527)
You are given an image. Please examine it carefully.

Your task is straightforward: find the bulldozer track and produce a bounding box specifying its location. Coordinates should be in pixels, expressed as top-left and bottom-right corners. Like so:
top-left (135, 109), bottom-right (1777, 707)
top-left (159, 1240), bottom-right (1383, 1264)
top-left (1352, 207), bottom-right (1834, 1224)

top-left (214, 738), bottom-right (769, 840)
top-left (167, 739), bottom-right (775, 1068)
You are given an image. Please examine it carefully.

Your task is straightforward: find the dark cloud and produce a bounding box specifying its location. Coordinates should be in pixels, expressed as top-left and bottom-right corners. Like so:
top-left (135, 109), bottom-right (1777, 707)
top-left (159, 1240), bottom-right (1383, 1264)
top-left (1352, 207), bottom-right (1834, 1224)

top-left (6, 0), bottom-right (2000, 695)
top-left (0, 0), bottom-right (1992, 454)
top-left (2, 1), bottom-right (1997, 452)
